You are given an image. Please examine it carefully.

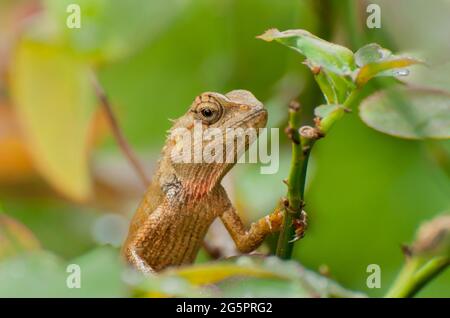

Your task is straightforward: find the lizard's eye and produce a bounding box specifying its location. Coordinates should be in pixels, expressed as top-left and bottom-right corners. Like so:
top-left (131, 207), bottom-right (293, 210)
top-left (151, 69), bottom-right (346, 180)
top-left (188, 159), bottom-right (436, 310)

top-left (194, 100), bottom-right (222, 124)
top-left (201, 108), bottom-right (213, 118)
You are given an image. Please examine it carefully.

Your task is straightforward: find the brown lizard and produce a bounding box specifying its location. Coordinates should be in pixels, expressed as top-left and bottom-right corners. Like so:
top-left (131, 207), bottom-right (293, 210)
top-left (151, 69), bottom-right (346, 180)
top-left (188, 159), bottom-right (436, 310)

top-left (122, 90), bottom-right (284, 273)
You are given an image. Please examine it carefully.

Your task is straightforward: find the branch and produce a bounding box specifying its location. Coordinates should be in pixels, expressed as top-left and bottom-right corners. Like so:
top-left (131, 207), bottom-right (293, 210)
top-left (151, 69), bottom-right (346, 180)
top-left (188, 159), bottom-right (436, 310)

top-left (276, 101), bottom-right (311, 259)
top-left (91, 73), bottom-right (150, 188)
top-left (385, 256), bottom-right (448, 298)
top-left (276, 90), bottom-right (361, 260)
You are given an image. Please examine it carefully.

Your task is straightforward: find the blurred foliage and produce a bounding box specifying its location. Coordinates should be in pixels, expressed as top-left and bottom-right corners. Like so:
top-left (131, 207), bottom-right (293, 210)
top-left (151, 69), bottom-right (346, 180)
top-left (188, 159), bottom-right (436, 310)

top-left (360, 88), bottom-right (450, 139)
top-left (11, 39), bottom-right (96, 201)
top-left (135, 255), bottom-right (365, 297)
top-left (0, 213), bottom-right (40, 260)
top-left (0, 245), bottom-right (364, 297)
top-left (0, 247), bottom-right (125, 297)
top-left (44, 0), bottom-right (188, 63)
top-left (0, 0), bottom-right (449, 297)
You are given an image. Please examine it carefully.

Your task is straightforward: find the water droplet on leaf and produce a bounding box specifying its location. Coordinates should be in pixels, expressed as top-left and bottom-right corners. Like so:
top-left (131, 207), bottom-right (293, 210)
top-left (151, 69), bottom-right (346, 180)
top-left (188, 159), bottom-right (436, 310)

top-left (393, 69), bottom-right (409, 76)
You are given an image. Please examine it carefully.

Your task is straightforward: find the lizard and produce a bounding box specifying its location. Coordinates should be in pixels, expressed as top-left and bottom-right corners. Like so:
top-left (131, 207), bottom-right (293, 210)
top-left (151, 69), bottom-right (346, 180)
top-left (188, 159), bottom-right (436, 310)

top-left (122, 90), bottom-right (291, 273)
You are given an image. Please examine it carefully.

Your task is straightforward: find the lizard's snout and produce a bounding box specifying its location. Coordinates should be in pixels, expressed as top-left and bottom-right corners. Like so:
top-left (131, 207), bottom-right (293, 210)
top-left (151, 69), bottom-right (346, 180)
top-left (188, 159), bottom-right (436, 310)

top-left (250, 107), bottom-right (267, 130)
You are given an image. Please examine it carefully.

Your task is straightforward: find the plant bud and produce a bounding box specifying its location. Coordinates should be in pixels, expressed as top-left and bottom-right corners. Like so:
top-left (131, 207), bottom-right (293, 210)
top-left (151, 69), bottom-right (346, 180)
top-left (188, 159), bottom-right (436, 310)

top-left (412, 214), bottom-right (450, 258)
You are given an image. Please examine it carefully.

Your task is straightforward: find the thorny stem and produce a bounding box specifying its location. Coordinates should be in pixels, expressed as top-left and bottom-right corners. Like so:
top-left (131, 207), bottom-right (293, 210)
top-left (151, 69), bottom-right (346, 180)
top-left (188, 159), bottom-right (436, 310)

top-left (276, 101), bottom-right (306, 259)
top-left (276, 90), bottom-right (361, 260)
top-left (385, 256), bottom-right (449, 298)
top-left (91, 74), bottom-right (150, 188)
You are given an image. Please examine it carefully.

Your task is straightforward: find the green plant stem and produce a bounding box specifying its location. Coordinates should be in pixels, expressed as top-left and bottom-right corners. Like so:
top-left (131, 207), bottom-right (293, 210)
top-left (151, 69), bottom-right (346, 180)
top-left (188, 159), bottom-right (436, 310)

top-left (320, 89), bottom-right (360, 132)
top-left (276, 89), bottom-right (361, 260)
top-left (276, 105), bottom-right (306, 259)
top-left (385, 256), bottom-right (449, 298)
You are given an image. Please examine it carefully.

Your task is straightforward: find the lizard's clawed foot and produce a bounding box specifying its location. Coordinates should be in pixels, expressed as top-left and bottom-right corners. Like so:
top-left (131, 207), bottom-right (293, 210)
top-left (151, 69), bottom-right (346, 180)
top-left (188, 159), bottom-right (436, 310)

top-left (265, 209), bottom-right (284, 233)
top-left (289, 210), bottom-right (308, 243)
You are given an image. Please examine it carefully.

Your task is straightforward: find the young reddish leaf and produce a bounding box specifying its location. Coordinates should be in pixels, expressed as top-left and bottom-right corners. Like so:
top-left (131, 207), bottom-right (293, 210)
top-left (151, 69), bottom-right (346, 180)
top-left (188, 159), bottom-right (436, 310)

top-left (355, 57), bottom-right (423, 87)
top-left (10, 39), bottom-right (96, 201)
top-left (353, 43), bottom-right (423, 87)
top-left (0, 213), bottom-right (40, 260)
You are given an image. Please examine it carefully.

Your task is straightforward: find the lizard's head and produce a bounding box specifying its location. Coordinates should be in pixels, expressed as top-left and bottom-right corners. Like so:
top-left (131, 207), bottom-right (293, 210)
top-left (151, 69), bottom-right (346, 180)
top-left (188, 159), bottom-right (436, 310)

top-left (189, 90), bottom-right (267, 130)
top-left (166, 90), bottom-right (267, 197)
top-left (188, 90), bottom-right (267, 161)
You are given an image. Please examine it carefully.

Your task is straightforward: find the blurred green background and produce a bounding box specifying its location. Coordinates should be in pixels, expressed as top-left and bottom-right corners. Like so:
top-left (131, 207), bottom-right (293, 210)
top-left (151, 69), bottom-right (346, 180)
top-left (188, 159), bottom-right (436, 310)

top-left (0, 0), bottom-right (449, 297)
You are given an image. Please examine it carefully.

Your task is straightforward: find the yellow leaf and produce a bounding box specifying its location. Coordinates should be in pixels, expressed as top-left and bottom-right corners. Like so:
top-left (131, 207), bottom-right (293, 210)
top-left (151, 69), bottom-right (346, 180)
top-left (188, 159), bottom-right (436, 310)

top-left (10, 39), bottom-right (96, 201)
top-left (163, 263), bottom-right (282, 285)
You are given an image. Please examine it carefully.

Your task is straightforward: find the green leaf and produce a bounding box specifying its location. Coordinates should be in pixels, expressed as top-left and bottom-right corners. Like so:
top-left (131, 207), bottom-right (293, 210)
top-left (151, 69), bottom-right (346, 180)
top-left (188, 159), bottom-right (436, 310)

top-left (305, 61), bottom-right (354, 104)
top-left (258, 28), bottom-right (356, 75)
top-left (4, 200), bottom-right (99, 259)
top-left (0, 251), bottom-right (66, 297)
top-left (359, 88), bottom-right (450, 139)
top-left (217, 277), bottom-right (312, 298)
top-left (325, 71), bottom-right (355, 102)
top-left (314, 104), bottom-right (341, 118)
top-left (354, 43), bottom-right (392, 67)
top-left (314, 69), bottom-right (339, 104)
top-left (68, 246), bottom-right (127, 297)
top-left (0, 247), bottom-right (127, 297)
top-left (354, 44), bottom-right (423, 87)
top-left (10, 38), bottom-right (96, 201)
top-left (314, 104), bottom-right (350, 133)
top-left (259, 29), bottom-right (356, 103)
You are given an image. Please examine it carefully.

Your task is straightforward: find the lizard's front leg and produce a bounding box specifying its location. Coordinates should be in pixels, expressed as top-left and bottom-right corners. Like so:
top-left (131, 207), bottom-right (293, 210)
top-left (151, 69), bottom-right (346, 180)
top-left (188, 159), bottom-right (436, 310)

top-left (220, 206), bottom-right (283, 253)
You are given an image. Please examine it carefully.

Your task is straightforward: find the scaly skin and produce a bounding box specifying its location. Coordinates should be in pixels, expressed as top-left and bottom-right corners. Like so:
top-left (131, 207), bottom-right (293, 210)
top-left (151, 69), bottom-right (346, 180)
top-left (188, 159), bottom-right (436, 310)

top-left (122, 90), bottom-right (283, 273)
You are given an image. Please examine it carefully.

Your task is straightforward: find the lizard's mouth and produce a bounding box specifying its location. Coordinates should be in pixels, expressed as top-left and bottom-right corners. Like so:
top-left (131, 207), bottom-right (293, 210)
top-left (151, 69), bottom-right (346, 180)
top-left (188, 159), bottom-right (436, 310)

top-left (230, 108), bottom-right (267, 130)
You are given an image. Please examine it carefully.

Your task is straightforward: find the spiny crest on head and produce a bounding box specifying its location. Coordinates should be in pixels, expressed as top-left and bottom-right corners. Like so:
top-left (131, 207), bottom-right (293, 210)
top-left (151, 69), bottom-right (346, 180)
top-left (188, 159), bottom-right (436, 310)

top-left (166, 119), bottom-right (176, 137)
top-left (194, 93), bottom-right (223, 107)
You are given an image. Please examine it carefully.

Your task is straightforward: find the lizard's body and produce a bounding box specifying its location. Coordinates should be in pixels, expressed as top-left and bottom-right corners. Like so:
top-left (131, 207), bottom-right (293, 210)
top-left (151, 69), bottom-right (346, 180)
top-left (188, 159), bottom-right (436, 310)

top-left (122, 90), bottom-right (283, 273)
top-left (124, 181), bottom-right (228, 271)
